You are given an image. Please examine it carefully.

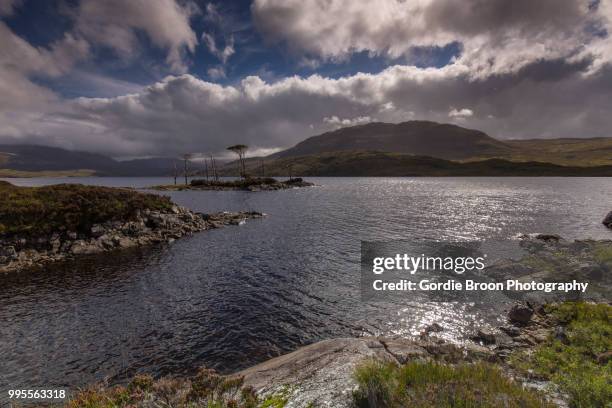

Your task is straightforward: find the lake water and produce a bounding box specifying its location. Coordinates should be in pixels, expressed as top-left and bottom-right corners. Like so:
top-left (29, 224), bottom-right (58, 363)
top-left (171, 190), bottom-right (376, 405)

top-left (1, 177), bottom-right (611, 395)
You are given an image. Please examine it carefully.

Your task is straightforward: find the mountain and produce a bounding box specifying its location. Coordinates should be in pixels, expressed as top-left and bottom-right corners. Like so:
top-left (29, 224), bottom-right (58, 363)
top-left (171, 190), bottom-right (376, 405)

top-left (221, 151), bottom-right (612, 177)
top-left (0, 145), bottom-right (175, 176)
top-left (272, 121), bottom-right (514, 160)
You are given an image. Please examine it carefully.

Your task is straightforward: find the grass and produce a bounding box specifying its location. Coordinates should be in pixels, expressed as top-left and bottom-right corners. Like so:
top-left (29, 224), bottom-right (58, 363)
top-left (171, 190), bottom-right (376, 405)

top-left (66, 369), bottom-right (286, 408)
top-left (0, 181), bottom-right (172, 237)
top-left (510, 302), bottom-right (612, 408)
top-left (221, 151), bottom-right (612, 177)
top-left (353, 360), bottom-right (554, 408)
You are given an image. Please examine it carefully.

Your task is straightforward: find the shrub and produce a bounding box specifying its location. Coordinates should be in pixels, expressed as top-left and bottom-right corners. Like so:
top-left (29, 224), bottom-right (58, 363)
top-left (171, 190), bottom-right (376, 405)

top-left (0, 182), bottom-right (172, 237)
top-left (510, 302), bottom-right (612, 407)
top-left (353, 360), bottom-right (555, 408)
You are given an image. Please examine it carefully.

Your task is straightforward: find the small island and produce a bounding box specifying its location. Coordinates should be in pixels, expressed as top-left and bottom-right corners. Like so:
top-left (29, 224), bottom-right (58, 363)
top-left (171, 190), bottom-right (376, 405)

top-left (0, 181), bottom-right (264, 274)
top-left (151, 177), bottom-right (314, 192)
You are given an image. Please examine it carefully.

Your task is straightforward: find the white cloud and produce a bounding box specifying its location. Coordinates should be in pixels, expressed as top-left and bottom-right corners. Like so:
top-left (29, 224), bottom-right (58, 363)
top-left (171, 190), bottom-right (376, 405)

top-left (202, 33), bottom-right (235, 64)
top-left (252, 0), bottom-right (610, 77)
top-left (448, 108), bottom-right (473, 119)
top-left (207, 66), bottom-right (226, 79)
top-left (323, 115), bottom-right (373, 128)
top-left (71, 0), bottom-right (198, 73)
top-left (0, 0), bottom-right (22, 16)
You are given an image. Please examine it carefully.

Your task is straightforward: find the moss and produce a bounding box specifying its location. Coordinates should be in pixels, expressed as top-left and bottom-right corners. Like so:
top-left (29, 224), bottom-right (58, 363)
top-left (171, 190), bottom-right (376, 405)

top-left (0, 182), bottom-right (172, 237)
top-left (353, 360), bottom-right (554, 408)
top-left (510, 302), bottom-right (612, 408)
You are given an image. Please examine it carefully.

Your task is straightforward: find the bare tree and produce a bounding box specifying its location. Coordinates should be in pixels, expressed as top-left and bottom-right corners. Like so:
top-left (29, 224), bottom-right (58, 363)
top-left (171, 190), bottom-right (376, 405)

top-left (203, 157), bottom-right (209, 181)
top-left (173, 161), bottom-right (178, 185)
top-left (210, 154), bottom-right (219, 181)
top-left (227, 144), bottom-right (248, 178)
top-left (183, 153), bottom-right (193, 185)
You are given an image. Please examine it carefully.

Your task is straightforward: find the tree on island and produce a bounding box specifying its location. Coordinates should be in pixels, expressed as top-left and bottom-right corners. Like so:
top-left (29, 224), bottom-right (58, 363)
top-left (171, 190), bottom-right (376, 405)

top-left (182, 153), bottom-right (193, 185)
top-left (227, 144), bottom-right (248, 178)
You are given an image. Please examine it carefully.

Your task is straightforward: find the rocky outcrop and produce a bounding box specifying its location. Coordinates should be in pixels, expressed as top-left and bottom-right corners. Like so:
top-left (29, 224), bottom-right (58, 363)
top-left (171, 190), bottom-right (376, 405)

top-left (235, 335), bottom-right (493, 408)
top-left (232, 302), bottom-right (570, 408)
top-left (0, 207), bottom-right (264, 274)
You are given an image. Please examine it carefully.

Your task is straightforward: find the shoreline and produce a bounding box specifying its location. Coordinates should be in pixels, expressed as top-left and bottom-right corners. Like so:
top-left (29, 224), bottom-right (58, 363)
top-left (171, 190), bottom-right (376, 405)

top-left (0, 181), bottom-right (266, 274)
top-left (0, 208), bottom-right (264, 274)
top-left (66, 300), bottom-right (600, 407)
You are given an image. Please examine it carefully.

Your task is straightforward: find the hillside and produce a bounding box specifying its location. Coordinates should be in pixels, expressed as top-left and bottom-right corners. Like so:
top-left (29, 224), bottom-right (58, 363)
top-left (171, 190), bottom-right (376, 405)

top-left (0, 145), bottom-right (175, 176)
top-left (220, 151), bottom-right (612, 177)
top-left (272, 121), bottom-right (514, 160)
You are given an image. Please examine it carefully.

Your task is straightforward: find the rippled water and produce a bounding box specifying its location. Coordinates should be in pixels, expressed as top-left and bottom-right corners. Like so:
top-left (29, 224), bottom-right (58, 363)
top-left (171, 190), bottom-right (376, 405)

top-left (1, 177), bottom-right (611, 394)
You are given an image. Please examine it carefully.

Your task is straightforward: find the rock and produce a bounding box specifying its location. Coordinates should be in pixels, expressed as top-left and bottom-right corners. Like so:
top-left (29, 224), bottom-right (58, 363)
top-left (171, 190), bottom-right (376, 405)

top-left (90, 224), bottom-right (105, 238)
top-left (603, 211), bottom-right (612, 229)
top-left (553, 326), bottom-right (569, 344)
top-left (508, 303), bottom-right (534, 325)
top-left (237, 338), bottom-right (398, 408)
top-left (596, 350), bottom-right (612, 364)
top-left (380, 338), bottom-right (429, 363)
top-left (0, 245), bottom-right (18, 261)
top-left (70, 240), bottom-right (101, 255)
top-left (471, 329), bottom-right (497, 345)
top-left (499, 326), bottom-right (521, 337)
top-left (422, 322), bottom-right (443, 335)
top-left (534, 234), bottom-right (562, 242)
top-left (67, 231), bottom-right (78, 240)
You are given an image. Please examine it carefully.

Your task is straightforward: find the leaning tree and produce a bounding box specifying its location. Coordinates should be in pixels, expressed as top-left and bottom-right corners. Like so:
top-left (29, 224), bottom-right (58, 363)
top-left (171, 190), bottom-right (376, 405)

top-left (226, 144), bottom-right (248, 178)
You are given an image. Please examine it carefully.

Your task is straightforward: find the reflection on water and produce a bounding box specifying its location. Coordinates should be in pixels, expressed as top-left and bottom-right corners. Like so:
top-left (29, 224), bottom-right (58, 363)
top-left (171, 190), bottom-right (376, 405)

top-left (1, 177), bottom-right (611, 393)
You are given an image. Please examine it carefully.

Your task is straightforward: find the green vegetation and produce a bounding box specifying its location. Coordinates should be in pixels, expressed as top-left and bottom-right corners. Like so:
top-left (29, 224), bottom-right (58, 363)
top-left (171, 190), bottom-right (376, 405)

top-left (352, 360), bottom-right (554, 408)
top-left (502, 138), bottom-right (612, 167)
top-left (225, 151), bottom-right (612, 177)
top-left (66, 369), bottom-right (286, 408)
top-left (510, 302), bottom-right (612, 408)
top-left (0, 181), bottom-right (172, 237)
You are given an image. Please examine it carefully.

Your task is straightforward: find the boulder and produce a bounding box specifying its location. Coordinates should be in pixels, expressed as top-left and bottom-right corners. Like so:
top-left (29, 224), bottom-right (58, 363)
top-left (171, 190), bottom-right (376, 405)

top-left (508, 303), bottom-right (534, 325)
top-left (603, 211), bottom-right (612, 229)
top-left (470, 329), bottom-right (496, 345)
top-left (90, 224), bottom-right (106, 238)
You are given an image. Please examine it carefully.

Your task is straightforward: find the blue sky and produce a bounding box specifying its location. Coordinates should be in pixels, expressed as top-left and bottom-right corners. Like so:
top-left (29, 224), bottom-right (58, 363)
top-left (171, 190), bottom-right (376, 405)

top-left (0, 0), bottom-right (611, 157)
top-left (3, 0), bottom-right (461, 97)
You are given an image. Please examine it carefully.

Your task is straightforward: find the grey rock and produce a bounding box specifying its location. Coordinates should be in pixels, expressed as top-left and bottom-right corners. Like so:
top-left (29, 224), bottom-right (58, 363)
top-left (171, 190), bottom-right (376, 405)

top-left (90, 224), bottom-right (105, 238)
top-left (471, 329), bottom-right (496, 345)
top-left (381, 338), bottom-right (429, 363)
top-left (508, 303), bottom-right (534, 325)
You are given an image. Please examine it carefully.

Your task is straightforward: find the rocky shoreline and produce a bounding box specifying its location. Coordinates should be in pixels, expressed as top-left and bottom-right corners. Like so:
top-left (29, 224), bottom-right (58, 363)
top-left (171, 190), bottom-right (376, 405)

top-left (69, 301), bottom-right (586, 408)
top-left (0, 206), bottom-right (264, 274)
top-left (235, 302), bottom-right (571, 407)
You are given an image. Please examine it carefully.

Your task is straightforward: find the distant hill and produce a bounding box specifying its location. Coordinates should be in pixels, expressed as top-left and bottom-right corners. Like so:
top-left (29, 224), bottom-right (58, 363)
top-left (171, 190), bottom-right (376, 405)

top-left (272, 121), bottom-right (513, 160)
top-left (0, 145), bottom-right (176, 176)
top-left (220, 151), bottom-right (612, 177)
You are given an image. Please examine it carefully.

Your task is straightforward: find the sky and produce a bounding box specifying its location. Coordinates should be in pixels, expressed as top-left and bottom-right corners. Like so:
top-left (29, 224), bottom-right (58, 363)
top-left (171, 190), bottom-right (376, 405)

top-left (0, 0), bottom-right (611, 159)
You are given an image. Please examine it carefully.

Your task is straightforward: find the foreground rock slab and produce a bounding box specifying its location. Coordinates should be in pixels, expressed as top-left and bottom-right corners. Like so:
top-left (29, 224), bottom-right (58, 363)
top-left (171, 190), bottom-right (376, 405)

top-left (0, 208), bottom-right (264, 274)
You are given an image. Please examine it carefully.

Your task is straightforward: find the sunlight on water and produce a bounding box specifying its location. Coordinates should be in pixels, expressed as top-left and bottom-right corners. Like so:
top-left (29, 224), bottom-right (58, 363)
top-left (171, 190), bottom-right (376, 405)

top-left (1, 176), bottom-right (611, 391)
